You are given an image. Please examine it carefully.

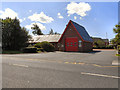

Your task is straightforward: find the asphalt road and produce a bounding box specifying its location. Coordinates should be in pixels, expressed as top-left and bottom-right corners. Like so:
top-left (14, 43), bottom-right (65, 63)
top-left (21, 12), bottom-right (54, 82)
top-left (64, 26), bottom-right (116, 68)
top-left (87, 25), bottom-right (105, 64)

top-left (2, 49), bottom-right (119, 88)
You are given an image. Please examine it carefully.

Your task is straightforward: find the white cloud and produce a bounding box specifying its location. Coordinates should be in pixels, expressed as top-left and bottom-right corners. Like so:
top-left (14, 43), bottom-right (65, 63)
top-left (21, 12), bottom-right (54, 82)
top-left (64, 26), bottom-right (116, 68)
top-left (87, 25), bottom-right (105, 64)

top-left (68, 15), bottom-right (70, 17)
top-left (58, 13), bottom-right (60, 16)
top-left (28, 12), bottom-right (54, 23)
top-left (19, 19), bottom-right (23, 22)
top-left (80, 17), bottom-right (83, 20)
top-left (57, 13), bottom-right (64, 19)
top-left (0, 8), bottom-right (19, 19)
top-left (23, 18), bottom-right (26, 21)
top-left (0, 8), bottom-right (25, 23)
top-left (67, 2), bottom-right (91, 17)
top-left (19, 18), bottom-right (26, 23)
top-left (29, 10), bottom-right (32, 13)
top-left (74, 16), bottom-right (77, 20)
top-left (25, 23), bottom-right (46, 30)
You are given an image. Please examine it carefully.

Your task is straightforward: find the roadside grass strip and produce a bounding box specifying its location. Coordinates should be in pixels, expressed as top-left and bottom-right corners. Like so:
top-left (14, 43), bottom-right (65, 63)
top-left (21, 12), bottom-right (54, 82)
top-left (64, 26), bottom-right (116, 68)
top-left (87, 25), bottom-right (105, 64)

top-left (81, 72), bottom-right (120, 79)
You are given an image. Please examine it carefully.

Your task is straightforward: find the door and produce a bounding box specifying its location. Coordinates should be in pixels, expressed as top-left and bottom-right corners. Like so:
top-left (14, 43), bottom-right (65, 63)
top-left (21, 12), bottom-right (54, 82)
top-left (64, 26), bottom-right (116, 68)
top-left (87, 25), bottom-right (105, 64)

top-left (65, 37), bottom-right (78, 51)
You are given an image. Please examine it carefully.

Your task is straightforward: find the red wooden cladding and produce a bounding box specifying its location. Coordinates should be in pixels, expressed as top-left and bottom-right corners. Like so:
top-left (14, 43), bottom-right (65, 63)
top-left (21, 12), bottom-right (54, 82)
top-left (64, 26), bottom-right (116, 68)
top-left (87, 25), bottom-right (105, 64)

top-left (65, 37), bottom-right (78, 51)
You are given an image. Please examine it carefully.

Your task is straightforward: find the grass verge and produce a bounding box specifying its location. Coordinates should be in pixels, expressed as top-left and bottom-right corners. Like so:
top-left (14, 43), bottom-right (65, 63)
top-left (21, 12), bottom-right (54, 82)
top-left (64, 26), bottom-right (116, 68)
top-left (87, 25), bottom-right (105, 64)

top-left (2, 50), bottom-right (23, 54)
top-left (116, 54), bottom-right (120, 56)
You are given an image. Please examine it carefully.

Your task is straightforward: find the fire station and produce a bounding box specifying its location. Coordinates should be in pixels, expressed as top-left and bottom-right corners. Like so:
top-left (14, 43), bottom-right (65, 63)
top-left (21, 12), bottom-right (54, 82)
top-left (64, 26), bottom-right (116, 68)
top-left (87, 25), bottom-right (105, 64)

top-left (30, 20), bottom-right (93, 52)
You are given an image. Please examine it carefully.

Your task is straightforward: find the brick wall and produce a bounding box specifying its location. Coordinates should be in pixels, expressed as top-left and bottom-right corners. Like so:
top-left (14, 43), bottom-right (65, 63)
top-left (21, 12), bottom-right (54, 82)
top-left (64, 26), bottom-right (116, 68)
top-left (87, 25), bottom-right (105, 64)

top-left (58, 23), bottom-right (93, 52)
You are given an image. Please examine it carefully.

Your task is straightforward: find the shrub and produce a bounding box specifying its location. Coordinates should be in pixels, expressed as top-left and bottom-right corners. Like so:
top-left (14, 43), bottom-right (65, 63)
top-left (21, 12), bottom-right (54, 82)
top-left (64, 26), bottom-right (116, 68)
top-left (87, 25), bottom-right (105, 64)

top-left (34, 43), bottom-right (41, 48)
top-left (106, 45), bottom-right (114, 49)
top-left (22, 47), bottom-right (37, 53)
top-left (37, 48), bottom-right (44, 52)
top-left (34, 41), bottom-right (55, 52)
top-left (40, 41), bottom-right (55, 52)
top-left (117, 45), bottom-right (120, 54)
top-left (93, 45), bottom-right (114, 49)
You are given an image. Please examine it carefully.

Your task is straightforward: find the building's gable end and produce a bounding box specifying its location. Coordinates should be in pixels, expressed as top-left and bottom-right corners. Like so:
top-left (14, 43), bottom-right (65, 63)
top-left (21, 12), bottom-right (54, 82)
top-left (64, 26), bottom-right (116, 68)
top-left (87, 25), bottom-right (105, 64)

top-left (58, 20), bottom-right (84, 43)
top-left (58, 20), bottom-right (71, 43)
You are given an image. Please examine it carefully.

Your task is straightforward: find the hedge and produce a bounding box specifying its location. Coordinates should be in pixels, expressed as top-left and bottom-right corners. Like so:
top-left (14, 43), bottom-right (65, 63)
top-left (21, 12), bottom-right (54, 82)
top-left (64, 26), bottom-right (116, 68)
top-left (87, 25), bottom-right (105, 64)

top-left (34, 41), bottom-right (55, 52)
top-left (117, 45), bottom-right (120, 54)
top-left (37, 48), bottom-right (44, 52)
top-left (22, 47), bottom-right (37, 53)
top-left (93, 45), bottom-right (114, 49)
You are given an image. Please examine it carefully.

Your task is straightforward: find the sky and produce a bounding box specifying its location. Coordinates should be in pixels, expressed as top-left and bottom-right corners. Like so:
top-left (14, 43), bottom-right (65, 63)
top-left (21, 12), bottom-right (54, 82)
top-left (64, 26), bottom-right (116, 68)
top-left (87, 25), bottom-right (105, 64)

top-left (0, 2), bottom-right (118, 40)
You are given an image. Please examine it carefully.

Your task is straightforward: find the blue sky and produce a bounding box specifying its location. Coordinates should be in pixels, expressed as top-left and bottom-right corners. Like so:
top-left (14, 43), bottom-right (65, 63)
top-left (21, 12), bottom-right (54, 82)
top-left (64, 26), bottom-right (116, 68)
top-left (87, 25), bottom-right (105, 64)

top-left (1, 2), bottom-right (118, 40)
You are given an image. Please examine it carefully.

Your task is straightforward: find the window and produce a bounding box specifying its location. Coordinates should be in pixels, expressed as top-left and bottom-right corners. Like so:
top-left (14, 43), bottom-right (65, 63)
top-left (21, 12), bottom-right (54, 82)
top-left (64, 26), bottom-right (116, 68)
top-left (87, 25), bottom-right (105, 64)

top-left (79, 40), bottom-right (82, 47)
top-left (61, 44), bottom-right (64, 47)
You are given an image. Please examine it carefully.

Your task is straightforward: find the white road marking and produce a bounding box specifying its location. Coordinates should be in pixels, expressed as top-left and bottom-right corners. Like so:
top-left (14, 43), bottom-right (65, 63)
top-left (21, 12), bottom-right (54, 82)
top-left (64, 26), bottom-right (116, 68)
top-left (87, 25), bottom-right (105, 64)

top-left (12, 64), bottom-right (28, 67)
top-left (81, 72), bottom-right (120, 79)
top-left (112, 60), bottom-right (120, 65)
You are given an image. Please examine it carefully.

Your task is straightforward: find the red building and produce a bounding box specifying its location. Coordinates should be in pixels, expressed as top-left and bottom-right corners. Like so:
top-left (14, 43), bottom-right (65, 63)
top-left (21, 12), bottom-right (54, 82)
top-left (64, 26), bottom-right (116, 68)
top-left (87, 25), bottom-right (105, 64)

top-left (58, 20), bottom-right (93, 52)
top-left (29, 20), bottom-right (93, 52)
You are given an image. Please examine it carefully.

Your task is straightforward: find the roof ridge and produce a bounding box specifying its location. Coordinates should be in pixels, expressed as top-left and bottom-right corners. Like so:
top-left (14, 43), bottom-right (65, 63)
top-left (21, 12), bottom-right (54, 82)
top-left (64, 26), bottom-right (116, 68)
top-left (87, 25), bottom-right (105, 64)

top-left (70, 20), bottom-right (93, 42)
top-left (70, 20), bottom-right (84, 28)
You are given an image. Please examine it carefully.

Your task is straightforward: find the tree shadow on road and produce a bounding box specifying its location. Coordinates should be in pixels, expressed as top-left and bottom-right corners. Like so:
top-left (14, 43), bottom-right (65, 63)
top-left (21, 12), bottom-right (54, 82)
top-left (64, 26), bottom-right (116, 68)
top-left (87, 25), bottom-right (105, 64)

top-left (63, 50), bottom-right (101, 54)
top-left (87, 50), bottom-right (101, 54)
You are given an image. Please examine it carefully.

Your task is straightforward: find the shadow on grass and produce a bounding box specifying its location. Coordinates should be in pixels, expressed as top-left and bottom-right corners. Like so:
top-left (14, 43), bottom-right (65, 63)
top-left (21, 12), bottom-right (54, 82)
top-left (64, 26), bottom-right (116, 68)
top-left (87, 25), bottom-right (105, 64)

top-left (2, 50), bottom-right (23, 54)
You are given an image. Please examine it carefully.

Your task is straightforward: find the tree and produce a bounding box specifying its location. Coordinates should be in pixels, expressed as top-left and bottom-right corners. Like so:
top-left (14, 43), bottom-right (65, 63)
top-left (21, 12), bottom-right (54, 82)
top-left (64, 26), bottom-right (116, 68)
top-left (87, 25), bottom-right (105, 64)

top-left (49, 28), bottom-right (54, 35)
top-left (49, 29), bottom-right (60, 35)
top-left (31, 23), bottom-right (43, 35)
top-left (111, 23), bottom-right (120, 45)
top-left (54, 32), bottom-right (60, 35)
top-left (1, 17), bottom-right (30, 50)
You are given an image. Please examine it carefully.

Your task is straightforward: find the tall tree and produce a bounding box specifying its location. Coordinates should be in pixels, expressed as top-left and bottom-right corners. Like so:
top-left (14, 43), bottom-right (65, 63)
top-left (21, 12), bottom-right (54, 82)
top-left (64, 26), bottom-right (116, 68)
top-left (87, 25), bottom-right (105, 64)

top-left (31, 23), bottom-right (43, 35)
top-left (49, 29), bottom-right (54, 35)
top-left (1, 17), bottom-right (30, 50)
top-left (111, 23), bottom-right (120, 45)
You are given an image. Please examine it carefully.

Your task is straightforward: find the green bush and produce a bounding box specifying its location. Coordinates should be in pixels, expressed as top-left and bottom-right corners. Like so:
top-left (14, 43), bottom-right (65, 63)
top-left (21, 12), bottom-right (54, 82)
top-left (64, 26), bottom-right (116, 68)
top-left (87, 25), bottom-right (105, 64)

top-left (93, 45), bottom-right (113, 49)
top-left (22, 47), bottom-right (37, 53)
top-left (117, 45), bottom-right (120, 54)
top-left (40, 41), bottom-right (55, 52)
top-left (106, 45), bottom-right (114, 49)
top-left (37, 48), bottom-right (44, 52)
top-left (34, 43), bottom-right (41, 48)
top-left (34, 41), bottom-right (55, 52)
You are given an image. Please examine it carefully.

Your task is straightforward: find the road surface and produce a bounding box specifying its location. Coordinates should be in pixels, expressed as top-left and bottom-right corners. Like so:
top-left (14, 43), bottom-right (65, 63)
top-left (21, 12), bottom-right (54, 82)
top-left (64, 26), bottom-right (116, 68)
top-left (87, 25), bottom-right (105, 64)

top-left (2, 49), bottom-right (119, 88)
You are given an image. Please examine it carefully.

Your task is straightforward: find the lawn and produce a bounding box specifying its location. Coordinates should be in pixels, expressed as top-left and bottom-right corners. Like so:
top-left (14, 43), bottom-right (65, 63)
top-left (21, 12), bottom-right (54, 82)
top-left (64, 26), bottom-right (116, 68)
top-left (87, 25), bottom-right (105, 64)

top-left (116, 54), bottom-right (120, 56)
top-left (2, 50), bottom-right (44, 54)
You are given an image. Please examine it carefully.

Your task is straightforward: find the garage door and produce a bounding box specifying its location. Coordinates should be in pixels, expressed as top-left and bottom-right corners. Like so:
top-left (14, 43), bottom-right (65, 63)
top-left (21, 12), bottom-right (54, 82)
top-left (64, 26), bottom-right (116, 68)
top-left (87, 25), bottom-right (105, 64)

top-left (65, 37), bottom-right (78, 51)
